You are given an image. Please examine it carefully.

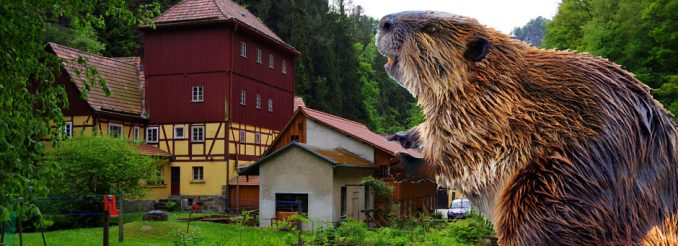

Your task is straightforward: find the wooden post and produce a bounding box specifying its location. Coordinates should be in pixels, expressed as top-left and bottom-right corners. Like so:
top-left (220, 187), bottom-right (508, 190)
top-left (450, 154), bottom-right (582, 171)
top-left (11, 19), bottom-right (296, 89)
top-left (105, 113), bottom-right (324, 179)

top-left (296, 202), bottom-right (302, 246)
top-left (186, 210), bottom-right (192, 233)
top-left (39, 214), bottom-right (47, 246)
top-left (18, 198), bottom-right (23, 246)
top-left (118, 193), bottom-right (124, 243)
top-left (103, 211), bottom-right (109, 246)
top-left (1, 222), bottom-right (4, 244)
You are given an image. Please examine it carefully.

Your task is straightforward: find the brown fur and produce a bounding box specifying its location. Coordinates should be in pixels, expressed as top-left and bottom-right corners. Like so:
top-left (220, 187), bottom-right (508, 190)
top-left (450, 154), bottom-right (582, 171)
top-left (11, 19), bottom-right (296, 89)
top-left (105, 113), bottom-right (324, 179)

top-left (376, 11), bottom-right (678, 245)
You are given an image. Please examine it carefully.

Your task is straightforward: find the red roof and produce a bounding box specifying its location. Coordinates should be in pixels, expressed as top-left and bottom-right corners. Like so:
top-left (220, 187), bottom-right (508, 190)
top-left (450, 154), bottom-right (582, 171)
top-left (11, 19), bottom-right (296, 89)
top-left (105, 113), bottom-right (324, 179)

top-left (267, 107), bottom-right (423, 159)
top-left (228, 175), bottom-right (259, 186)
top-left (302, 107), bottom-right (422, 158)
top-left (152, 0), bottom-right (296, 53)
top-left (293, 96), bottom-right (306, 110)
top-left (136, 144), bottom-right (171, 157)
top-left (48, 43), bottom-right (144, 117)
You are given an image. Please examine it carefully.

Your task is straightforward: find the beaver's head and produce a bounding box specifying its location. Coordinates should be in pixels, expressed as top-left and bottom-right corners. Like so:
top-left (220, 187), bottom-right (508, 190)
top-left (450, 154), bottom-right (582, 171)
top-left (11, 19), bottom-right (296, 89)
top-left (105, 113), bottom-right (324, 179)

top-left (376, 11), bottom-right (508, 98)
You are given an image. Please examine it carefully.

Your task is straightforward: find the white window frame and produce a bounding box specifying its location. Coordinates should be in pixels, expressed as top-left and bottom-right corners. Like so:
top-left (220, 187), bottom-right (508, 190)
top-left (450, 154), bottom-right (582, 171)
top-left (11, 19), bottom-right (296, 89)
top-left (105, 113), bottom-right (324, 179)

top-left (156, 166), bottom-right (165, 185)
top-left (240, 90), bottom-right (246, 105)
top-left (268, 98), bottom-right (273, 112)
top-left (133, 126), bottom-right (140, 141)
top-left (239, 130), bottom-right (246, 143)
top-left (268, 54), bottom-right (274, 69)
top-left (191, 125), bottom-right (205, 142)
top-left (193, 166), bottom-right (204, 181)
top-left (192, 86), bottom-right (204, 102)
top-left (174, 125), bottom-right (186, 139)
top-left (240, 41), bottom-right (247, 57)
top-left (282, 60), bottom-right (287, 74)
top-left (256, 94), bottom-right (261, 109)
top-left (146, 127), bottom-right (159, 143)
top-left (65, 121), bottom-right (73, 138)
top-left (256, 49), bottom-right (262, 64)
top-left (254, 132), bottom-right (261, 144)
top-left (109, 123), bottom-right (123, 138)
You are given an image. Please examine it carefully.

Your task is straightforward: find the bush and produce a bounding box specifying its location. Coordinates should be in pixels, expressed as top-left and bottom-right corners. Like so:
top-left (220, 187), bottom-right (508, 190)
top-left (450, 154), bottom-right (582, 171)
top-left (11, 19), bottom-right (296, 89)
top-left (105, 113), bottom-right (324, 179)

top-left (335, 218), bottom-right (368, 245)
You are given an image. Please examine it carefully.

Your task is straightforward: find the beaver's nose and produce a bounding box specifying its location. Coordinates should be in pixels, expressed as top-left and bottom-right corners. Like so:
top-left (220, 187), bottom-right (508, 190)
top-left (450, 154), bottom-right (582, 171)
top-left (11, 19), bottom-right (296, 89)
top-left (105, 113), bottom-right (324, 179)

top-left (379, 14), bottom-right (395, 32)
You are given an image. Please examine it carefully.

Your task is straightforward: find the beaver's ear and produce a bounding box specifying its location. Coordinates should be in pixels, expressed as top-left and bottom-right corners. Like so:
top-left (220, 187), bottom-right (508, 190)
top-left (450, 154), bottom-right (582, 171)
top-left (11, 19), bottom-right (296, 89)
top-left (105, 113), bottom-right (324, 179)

top-left (464, 37), bottom-right (490, 62)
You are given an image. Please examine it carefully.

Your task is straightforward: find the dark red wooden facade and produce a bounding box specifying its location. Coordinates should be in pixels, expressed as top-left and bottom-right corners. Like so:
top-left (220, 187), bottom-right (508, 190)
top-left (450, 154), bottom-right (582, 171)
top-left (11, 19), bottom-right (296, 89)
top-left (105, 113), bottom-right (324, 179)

top-left (143, 23), bottom-right (296, 130)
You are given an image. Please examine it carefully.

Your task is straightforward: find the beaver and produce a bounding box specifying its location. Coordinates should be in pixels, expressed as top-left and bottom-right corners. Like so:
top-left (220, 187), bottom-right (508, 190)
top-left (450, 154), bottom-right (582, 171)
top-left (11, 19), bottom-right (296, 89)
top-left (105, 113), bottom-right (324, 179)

top-left (377, 11), bottom-right (677, 245)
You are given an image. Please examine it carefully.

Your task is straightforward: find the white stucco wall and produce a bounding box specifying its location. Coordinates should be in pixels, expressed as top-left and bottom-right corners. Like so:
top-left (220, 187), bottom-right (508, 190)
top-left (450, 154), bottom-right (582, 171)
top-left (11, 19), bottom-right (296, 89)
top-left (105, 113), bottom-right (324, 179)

top-left (259, 147), bottom-right (334, 229)
top-left (306, 119), bottom-right (374, 162)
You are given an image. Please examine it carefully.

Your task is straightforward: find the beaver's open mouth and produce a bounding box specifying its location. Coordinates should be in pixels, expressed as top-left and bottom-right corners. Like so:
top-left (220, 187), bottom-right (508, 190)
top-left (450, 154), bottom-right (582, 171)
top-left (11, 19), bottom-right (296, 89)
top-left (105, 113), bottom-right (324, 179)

top-left (385, 56), bottom-right (400, 78)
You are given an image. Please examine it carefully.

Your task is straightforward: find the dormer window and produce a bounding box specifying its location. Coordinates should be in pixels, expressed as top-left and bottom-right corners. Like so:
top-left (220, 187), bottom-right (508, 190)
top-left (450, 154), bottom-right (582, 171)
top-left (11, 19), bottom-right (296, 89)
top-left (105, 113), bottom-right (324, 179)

top-left (282, 60), bottom-right (287, 74)
top-left (256, 49), bottom-right (262, 64)
top-left (268, 54), bottom-right (274, 69)
top-left (240, 42), bottom-right (247, 57)
top-left (192, 86), bottom-right (204, 102)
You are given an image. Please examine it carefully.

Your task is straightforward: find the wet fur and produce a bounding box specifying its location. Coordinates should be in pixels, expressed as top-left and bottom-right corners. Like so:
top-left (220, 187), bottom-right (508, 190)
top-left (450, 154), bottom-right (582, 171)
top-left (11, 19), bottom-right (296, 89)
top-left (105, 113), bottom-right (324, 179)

top-left (377, 11), bottom-right (678, 245)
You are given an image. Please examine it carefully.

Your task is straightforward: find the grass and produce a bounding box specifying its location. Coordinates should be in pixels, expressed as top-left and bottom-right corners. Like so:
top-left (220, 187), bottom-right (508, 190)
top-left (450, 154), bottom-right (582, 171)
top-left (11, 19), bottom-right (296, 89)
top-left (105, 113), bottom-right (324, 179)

top-left (11, 213), bottom-right (299, 246)
top-left (7, 212), bottom-right (493, 246)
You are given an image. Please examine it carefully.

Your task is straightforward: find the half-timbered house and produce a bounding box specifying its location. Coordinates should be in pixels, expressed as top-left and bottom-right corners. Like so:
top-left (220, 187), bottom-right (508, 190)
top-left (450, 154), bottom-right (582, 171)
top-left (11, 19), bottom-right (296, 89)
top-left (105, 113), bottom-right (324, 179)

top-left (53, 0), bottom-right (298, 201)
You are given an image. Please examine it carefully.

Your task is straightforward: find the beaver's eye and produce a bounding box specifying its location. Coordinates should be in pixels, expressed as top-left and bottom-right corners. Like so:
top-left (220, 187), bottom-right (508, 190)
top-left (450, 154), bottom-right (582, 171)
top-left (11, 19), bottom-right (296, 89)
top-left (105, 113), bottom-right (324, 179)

top-left (423, 25), bottom-right (437, 34)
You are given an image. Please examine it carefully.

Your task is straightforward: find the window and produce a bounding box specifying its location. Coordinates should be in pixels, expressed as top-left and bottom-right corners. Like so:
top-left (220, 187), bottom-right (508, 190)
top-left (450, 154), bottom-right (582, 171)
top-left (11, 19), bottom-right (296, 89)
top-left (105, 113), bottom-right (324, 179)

top-left (268, 98), bottom-right (273, 112)
top-left (254, 133), bottom-right (261, 144)
top-left (133, 126), bottom-right (140, 141)
top-left (256, 49), bottom-right (262, 63)
top-left (146, 127), bottom-right (159, 143)
top-left (65, 121), bottom-right (73, 138)
top-left (275, 193), bottom-right (308, 214)
top-left (192, 166), bottom-right (204, 181)
top-left (153, 166), bottom-right (165, 185)
top-left (239, 130), bottom-right (246, 143)
top-left (109, 123), bottom-right (123, 138)
top-left (290, 135), bottom-right (300, 142)
top-left (256, 94), bottom-right (261, 109)
top-left (240, 41), bottom-right (247, 57)
top-left (240, 90), bottom-right (246, 105)
top-left (191, 125), bottom-right (204, 142)
top-left (282, 60), bottom-right (287, 74)
top-left (268, 54), bottom-right (274, 68)
top-left (192, 86), bottom-right (204, 102)
top-left (174, 125), bottom-right (186, 139)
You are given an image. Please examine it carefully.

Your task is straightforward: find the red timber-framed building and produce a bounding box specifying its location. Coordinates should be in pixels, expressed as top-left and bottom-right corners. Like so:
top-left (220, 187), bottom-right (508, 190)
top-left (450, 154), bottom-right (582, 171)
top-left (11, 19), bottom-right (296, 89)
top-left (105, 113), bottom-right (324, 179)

top-left (138, 0), bottom-right (299, 199)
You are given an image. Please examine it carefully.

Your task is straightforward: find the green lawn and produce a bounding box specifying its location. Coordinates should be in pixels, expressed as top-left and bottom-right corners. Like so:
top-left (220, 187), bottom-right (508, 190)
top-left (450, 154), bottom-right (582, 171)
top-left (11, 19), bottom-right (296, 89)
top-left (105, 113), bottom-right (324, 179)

top-left (12, 219), bottom-right (298, 246)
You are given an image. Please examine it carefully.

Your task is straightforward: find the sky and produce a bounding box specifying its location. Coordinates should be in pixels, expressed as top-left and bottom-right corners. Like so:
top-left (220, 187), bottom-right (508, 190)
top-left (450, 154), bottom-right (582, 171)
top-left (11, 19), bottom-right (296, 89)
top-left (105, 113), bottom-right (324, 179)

top-left (350, 0), bottom-right (562, 34)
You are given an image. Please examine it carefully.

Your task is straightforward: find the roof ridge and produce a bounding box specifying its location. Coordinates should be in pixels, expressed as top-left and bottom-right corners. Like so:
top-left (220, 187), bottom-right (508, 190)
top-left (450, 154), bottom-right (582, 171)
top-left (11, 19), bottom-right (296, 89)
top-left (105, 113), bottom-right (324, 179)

top-left (153, 0), bottom-right (191, 22)
top-left (303, 107), bottom-right (368, 129)
top-left (212, 0), bottom-right (229, 19)
top-left (49, 42), bottom-right (139, 67)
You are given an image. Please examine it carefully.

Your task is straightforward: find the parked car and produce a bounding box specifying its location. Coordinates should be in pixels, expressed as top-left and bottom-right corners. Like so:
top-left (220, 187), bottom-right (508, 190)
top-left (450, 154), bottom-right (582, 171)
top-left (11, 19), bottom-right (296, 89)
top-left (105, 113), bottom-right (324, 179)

top-left (447, 199), bottom-right (472, 219)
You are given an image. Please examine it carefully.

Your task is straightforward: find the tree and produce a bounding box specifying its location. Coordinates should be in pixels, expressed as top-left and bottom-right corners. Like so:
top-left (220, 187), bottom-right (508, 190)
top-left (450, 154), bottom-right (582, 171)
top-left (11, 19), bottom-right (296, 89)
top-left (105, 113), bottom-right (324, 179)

top-left (544, 0), bottom-right (678, 121)
top-left (511, 16), bottom-right (549, 47)
top-left (42, 135), bottom-right (163, 228)
top-left (236, 0), bottom-right (417, 133)
top-left (46, 135), bottom-right (161, 198)
top-left (0, 0), bottom-right (157, 224)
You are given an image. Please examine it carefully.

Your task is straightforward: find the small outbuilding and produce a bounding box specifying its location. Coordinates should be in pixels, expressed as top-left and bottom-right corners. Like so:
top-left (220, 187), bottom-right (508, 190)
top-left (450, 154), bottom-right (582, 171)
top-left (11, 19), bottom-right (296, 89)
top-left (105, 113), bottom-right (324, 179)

top-left (240, 142), bottom-right (375, 229)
